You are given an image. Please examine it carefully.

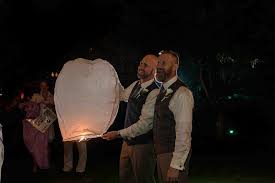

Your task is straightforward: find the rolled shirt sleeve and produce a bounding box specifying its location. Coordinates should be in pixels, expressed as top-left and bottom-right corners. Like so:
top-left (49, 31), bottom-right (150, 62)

top-left (169, 87), bottom-right (194, 170)
top-left (119, 81), bottom-right (138, 102)
top-left (119, 89), bottom-right (159, 139)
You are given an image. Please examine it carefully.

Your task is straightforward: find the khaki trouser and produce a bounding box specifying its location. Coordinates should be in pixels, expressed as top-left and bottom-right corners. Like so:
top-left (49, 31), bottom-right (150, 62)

top-left (119, 142), bottom-right (156, 183)
top-left (63, 141), bottom-right (87, 173)
top-left (156, 152), bottom-right (191, 183)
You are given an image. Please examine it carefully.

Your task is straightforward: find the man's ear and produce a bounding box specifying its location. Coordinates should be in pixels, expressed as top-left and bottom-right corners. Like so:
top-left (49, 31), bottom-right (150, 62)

top-left (173, 63), bottom-right (179, 72)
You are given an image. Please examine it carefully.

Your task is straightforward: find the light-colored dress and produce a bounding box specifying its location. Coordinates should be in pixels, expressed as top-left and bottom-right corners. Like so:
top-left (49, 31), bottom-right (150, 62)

top-left (21, 91), bottom-right (55, 169)
top-left (22, 101), bottom-right (49, 169)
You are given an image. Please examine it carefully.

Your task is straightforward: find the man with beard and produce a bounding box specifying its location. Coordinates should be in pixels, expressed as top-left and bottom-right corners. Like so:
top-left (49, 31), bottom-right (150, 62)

top-left (103, 54), bottom-right (158, 183)
top-left (104, 50), bottom-right (194, 183)
top-left (154, 50), bottom-right (193, 183)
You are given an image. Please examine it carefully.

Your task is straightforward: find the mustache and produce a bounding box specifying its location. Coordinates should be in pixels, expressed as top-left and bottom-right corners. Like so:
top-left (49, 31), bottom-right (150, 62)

top-left (156, 68), bottom-right (165, 73)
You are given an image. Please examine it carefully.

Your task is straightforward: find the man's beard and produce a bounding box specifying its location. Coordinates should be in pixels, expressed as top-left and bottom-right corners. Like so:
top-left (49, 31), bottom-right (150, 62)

top-left (156, 71), bottom-right (165, 82)
top-left (137, 69), bottom-right (154, 80)
top-left (156, 68), bottom-right (172, 82)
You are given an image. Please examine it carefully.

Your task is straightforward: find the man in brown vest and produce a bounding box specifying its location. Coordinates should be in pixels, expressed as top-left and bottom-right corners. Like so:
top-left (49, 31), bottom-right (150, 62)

top-left (154, 50), bottom-right (193, 183)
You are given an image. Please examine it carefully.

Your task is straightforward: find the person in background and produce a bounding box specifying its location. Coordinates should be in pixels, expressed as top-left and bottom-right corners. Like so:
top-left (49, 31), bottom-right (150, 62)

top-left (31, 81), bottom-right (55, 142)
top-left (1, 92), bottom-right (33, 182)
top-left (21, 80), bottom-right (55, 173)
top-left (60, 54), bottom-right (88, 176)
top-left (62, 140), bottom-right (87, 176)
top-left (21, 94), bottom-right (50, 173)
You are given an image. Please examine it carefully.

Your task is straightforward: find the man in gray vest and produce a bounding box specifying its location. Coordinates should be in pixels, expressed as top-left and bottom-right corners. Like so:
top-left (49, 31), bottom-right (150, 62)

top-left (103, 54), bottom-right (159, 183)
top-left (104, 50), bottom-right (194, 183)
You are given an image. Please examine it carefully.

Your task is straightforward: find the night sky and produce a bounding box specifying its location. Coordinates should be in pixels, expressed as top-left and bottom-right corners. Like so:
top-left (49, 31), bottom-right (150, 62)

top-left (1, 0), bottom-right (275, 88)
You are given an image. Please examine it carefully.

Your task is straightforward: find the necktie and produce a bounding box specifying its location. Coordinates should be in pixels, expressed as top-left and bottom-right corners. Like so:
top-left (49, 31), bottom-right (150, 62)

top-left (132, 83), bottom-right (142, 98)
top-left (159, 85), bottom-right (165, 94)
top-left (157, 85), bottom-right (166, 102)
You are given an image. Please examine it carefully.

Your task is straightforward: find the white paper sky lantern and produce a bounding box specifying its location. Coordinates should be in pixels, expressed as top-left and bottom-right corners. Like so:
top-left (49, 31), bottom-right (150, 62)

top-left (54, 58), bottom-right (120, 141)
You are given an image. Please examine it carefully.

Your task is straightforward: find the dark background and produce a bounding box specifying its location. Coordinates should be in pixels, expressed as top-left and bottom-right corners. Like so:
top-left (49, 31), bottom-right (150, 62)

top-left (1, 0), bottom-right (275, 145)
top-left (1, 0), bottom-right (275, 143)
top-left (0, 1), bottom-right (275, 182)
top-left (1, 0), bottom-right (274, 82)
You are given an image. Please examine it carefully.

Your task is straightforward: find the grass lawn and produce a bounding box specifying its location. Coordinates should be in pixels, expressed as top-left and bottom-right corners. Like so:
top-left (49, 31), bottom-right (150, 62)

top-left (33, 138), bottom-right (275, 183)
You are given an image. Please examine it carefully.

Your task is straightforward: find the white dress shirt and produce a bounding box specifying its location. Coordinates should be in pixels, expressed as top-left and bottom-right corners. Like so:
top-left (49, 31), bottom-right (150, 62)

top-left (119, 76), bottom-right (194, 171)
top-left (119, 79), bottom-right (159, 137)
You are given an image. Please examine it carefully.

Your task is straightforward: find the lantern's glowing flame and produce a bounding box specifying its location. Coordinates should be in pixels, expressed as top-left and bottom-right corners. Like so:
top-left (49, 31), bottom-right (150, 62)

top-left (79, 136), bottom-right (87, 142)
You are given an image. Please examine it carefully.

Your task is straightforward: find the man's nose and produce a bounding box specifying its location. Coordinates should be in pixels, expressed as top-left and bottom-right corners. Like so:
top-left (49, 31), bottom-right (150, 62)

top-left (157, 67), bottom-right (162, 71)
top-left (157, 63), bottom-right (162, 68)
top-left (138, 64), bottom-right (144, 69)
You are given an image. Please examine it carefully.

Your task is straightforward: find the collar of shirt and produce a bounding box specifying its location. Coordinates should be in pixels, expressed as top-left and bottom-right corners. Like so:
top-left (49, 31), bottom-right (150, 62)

top-left (162, 76), bottom-right (178, 90)
top-left (139, 78), bottom-right (155, 89)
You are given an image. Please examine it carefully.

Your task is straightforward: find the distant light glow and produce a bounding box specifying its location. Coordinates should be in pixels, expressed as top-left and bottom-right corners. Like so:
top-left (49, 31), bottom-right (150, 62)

top-left (227, 128), bottom-right (238, 136)
top-left (20, 92), bottom-right (24, 99)
top-left (79, 136), bottom-right (87, 142)
top-left (250, 58), bottom-right (263, 69)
